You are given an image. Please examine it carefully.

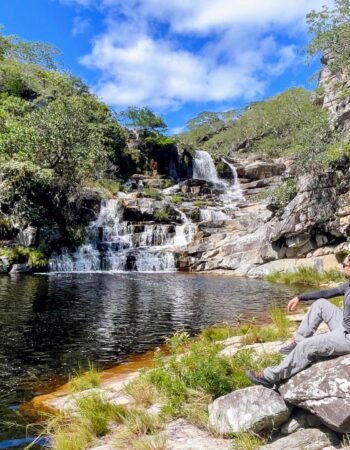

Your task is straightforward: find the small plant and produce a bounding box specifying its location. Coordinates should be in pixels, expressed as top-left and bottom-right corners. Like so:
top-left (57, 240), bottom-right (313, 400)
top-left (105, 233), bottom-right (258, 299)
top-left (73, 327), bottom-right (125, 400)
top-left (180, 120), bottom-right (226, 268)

top-left (232, 431), bottom-right (265, 450)
top-left (125, 375), bottom-right (158, 407)
top-left (193, 200), bottom-right (207, 207)
top-left (133, 432), bottom-right (167, 450)
top-left (51, 419), bottom-right (94, 450)
top-left (170, 194), bottom-right (182, 204)
top-left (70, 362), bottom-right (101, 393)
top-left (154, 209), bottom-right (170, 222)
top-left (144, 187), bottom-right (164, 200)
top-left (201, 324), bottom-right (238, 341)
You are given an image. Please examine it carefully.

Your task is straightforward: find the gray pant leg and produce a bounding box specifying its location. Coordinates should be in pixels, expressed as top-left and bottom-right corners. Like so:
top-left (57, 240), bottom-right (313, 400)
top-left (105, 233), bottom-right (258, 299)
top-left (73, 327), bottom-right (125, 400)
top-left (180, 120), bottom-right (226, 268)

top-left (264, 328), bottom-right (350, 383)
top-left (295, 298), bottom-right (343, 342)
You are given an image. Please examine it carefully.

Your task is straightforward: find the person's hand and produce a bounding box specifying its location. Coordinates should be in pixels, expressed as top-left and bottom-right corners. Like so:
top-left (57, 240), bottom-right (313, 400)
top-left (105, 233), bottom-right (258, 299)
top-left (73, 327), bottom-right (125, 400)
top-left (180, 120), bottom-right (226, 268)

top-left (287, 296), bottom-right (300, 312)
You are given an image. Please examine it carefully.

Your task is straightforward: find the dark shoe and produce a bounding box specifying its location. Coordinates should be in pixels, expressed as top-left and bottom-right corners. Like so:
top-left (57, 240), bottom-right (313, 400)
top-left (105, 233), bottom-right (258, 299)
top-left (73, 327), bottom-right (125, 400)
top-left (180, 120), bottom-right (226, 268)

top-left (245, 369), bottom-right (274, 389)
top-left (279, 341), bottom-right (297, 355)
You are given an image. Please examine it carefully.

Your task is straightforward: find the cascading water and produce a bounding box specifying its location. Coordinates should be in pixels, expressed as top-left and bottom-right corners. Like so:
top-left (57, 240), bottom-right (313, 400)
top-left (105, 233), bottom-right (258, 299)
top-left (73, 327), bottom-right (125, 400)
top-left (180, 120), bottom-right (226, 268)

top-left (49, 199), bottom-right (196, 273)
top-left (193, 150), bottom-right (219, 182)
top-left (221, 158), bottom-right (244, 202)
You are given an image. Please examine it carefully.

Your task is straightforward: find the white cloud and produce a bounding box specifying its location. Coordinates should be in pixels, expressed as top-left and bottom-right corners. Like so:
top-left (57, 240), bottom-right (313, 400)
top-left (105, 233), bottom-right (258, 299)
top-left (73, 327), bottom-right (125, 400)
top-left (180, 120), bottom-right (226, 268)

top-left (72, 16), bottom-right (90, 36)
top-left (64, 0), bottom-right (333, 109)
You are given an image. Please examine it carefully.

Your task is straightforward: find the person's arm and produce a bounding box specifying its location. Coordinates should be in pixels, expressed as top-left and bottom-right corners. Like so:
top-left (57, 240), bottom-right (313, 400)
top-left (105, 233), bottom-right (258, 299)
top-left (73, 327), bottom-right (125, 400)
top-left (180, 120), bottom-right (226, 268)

top-left (287, 282), bottom-right (347, 312)
top-left (298, 283), bottom-right (347, 301)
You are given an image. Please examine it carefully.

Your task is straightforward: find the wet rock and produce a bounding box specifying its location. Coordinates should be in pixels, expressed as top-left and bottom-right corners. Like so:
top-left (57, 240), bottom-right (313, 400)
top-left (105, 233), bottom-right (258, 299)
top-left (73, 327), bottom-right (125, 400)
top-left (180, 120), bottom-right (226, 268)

top-left (208, 386), bottom-right (290, 434)
top-left (15, 226), bottom-right (37, 247)
top-left (10, 263), bottom-right (31, 273)
top-left (258, 427), bottom-right (339, 450)
top-left (279, 355), bottom-right (350, 433)
top-left (166, 418), bottom-right (231, 450)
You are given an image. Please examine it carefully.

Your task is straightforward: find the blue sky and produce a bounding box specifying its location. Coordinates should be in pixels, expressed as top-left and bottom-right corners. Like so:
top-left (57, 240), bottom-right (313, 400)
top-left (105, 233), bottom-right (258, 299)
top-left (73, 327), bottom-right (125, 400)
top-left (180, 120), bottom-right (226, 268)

top-left (0, 0), bottom-right (331, 134)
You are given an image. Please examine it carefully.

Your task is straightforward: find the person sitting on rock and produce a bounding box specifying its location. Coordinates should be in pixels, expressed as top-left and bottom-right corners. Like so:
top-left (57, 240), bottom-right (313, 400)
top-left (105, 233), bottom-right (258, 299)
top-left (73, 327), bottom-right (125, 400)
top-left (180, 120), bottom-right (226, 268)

top-left (246, 255), bottom-right (350, 388)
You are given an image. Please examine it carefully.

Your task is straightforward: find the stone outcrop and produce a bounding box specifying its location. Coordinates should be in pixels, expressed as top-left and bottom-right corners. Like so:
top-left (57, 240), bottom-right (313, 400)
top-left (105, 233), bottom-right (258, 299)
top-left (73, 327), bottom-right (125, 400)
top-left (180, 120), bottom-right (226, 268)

top-left (166, 419), bottom-right (231, 450)
top-left (258, 427), bottom-right (340, 450)
top-left (279, 355), bottom-right (350, 433)
top-left (208, 385), bottom-right (290, 434)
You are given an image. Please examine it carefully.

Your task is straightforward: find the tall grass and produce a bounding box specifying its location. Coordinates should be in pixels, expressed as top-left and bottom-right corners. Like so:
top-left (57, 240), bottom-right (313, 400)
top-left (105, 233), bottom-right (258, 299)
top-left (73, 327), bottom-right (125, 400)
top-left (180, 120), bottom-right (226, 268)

top-left (266, 267), bottom-right (344, 286)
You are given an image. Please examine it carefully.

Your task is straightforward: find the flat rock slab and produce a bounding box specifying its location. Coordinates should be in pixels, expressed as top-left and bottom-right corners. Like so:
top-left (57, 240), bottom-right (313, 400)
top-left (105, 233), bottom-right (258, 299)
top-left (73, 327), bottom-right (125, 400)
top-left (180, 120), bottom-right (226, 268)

top-left (279, 355), bottom-right (350, 433)
top-left (258, 427), bottom-right (339, 450)
top-left (208, 385), bottom-right (290, 434)
top-left (219, 340), bottom-right (284, 358)
top-left (47, 373), bottom-right (138, 414)
top-left (166, 419), bottom-right (231, 450)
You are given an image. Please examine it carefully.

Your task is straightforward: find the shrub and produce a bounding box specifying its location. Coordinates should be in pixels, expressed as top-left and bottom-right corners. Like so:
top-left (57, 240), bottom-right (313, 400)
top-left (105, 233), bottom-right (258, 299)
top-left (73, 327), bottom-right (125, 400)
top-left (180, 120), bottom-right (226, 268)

top-left (0, 245), bottom-right (47, 269)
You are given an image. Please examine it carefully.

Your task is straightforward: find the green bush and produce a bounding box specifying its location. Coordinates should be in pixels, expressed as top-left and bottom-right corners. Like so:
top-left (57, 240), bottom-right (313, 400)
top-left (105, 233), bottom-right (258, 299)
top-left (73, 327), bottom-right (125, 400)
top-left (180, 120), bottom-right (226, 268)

top-left (254, 179), bottom-right (297, 214)
top-left (0, 245), bottom-right (47, 268)
top-left (145, 331), bottom-right (282, 416)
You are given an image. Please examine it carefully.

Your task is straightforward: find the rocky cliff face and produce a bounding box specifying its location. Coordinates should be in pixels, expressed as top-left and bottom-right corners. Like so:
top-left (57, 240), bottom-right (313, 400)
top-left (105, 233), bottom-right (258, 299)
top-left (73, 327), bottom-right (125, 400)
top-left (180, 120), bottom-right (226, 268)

top-left (178, 155), bottom-right (350, 276)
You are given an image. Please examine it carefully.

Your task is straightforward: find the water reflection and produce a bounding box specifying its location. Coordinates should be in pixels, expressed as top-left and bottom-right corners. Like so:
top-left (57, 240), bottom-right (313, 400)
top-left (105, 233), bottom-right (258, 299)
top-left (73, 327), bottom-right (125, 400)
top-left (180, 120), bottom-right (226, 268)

top-left (0, 272), bottom-right (297, 443)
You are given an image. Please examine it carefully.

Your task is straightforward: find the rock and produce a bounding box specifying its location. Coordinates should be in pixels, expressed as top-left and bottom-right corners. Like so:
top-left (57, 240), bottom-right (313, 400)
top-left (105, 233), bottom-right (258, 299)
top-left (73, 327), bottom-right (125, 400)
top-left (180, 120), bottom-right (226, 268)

top-left (242, 161), bottom-right (286, 181)
top-left (279, 355), bottom-right (350, 433)
top-left (218, 340), bottom-right (284, 358)
top-left (10, 263), bottom-right (31, 273)
top-left (208, 386), bottom-right (290, 434)
top-left (258, 427), bottom-right (339, 450)
top-left (166, 418), bottom-right (231, 450)
top-left (15, 226), bottom-right (37, 247)
top-left (248, 254), bottom-right (340, 278)
top-left (280, 409), bottom-right (322, 435)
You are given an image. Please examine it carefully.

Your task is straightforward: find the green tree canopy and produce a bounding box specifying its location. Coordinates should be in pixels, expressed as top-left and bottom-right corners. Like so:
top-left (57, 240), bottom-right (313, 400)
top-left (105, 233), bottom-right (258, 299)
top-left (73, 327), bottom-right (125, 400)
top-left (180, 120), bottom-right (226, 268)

top-left (307, 0), bottom-right (350, 73)
top-left (119, 106), bottom-right (167, 133)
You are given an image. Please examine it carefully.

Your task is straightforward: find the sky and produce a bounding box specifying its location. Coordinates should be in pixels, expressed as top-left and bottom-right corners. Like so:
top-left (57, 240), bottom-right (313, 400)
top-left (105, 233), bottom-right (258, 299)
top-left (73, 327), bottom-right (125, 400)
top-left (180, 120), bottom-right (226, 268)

top-left (0, 0), bottom-right (333, 134)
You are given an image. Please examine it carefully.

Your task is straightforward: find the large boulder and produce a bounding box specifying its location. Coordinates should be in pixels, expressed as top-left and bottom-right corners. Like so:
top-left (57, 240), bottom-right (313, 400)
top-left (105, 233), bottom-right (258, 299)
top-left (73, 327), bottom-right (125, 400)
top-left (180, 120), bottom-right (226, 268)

top-left (258, 427), bottom-right (339, 450)
top-left (279, 355), bottom-right (350, 433)
top-left (208, 386), bottom-right (290, 435)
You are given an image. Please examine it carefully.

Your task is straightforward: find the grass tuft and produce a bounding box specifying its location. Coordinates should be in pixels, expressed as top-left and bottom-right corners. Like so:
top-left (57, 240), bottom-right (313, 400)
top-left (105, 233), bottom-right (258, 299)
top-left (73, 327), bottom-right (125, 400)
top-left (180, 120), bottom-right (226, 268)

top-left (76, 392), bottom-right (127, 436)
top-left (265, 267), bottom-right (344, 286)
top-left (70, 363), bottom-right (101, 393)
top-left (231, 431), bottom-right (265, 450)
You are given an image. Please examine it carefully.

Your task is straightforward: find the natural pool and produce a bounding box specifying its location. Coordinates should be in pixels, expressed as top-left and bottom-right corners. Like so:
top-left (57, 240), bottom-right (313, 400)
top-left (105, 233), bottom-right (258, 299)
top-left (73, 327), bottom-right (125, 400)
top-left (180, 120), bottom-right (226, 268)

top-left (0, 272), bottom-right (297, 447)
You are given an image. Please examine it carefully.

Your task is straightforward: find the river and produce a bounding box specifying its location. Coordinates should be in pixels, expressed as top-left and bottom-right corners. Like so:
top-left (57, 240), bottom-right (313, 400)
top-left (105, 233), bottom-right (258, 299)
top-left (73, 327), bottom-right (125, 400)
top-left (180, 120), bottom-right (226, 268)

top-left (0, 272), bottom-right (296, 447)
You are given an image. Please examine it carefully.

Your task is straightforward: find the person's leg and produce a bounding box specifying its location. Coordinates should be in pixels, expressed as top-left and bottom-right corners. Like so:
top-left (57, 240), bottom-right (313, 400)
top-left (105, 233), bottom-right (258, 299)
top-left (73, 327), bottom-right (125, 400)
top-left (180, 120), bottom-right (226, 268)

top-left (264, 328), bottom-right (350, 383)
top-left (294, 298), bottom-right (343, 343)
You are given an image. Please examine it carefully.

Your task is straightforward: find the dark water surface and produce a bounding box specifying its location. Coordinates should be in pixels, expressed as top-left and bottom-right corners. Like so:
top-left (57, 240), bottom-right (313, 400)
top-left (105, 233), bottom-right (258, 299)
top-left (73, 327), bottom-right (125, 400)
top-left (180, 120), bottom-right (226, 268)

top-left (0, 272), bottom-right (296, 445)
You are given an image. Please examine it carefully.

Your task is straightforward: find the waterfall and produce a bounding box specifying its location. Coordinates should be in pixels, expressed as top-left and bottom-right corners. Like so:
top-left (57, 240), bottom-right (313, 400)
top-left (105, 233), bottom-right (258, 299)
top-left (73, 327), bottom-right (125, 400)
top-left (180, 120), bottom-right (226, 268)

top-left (193, 150), bottom-right (219, 182)
top-left (49, 199), bottom-right (196, 273)
top-left (221, 158), bottom-right (244, 203)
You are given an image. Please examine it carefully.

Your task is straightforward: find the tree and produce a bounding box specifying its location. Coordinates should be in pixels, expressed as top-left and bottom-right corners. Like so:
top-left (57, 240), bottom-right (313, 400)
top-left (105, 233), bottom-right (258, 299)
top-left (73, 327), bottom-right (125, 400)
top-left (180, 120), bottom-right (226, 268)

top-left (0, 25), bottom-right (60, 70)
top-left (307, 0), bottom-right (350, 73)
top-left (119, 106), bottom-right (167, 133)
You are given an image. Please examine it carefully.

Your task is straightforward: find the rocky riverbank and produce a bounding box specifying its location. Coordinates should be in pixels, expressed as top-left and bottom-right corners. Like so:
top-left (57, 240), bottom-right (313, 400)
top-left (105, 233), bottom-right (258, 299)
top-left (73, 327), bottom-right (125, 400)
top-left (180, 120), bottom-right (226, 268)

top-left (27, 308), bottom-right (350, 450)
